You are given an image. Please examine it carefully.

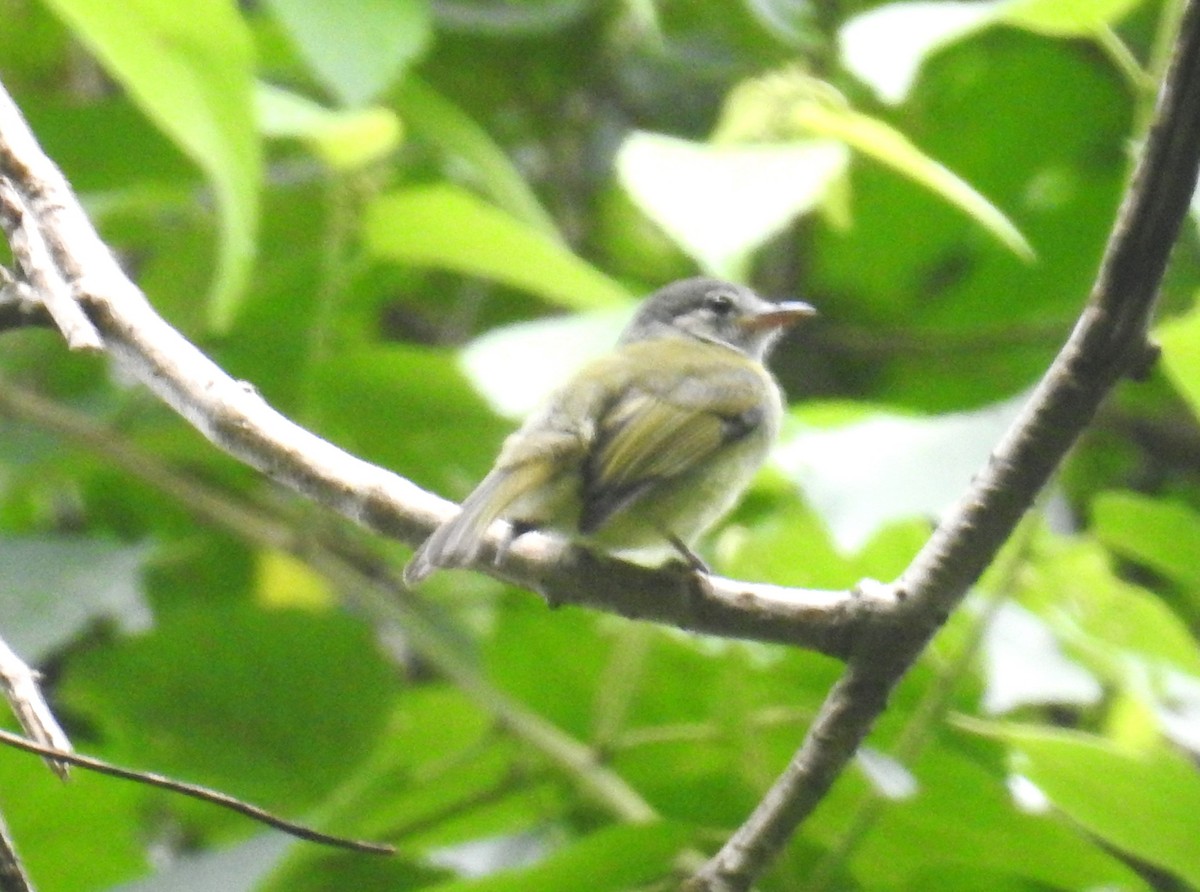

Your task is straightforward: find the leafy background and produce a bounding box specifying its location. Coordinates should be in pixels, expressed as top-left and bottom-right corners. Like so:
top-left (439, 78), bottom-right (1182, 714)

top-left (2, 0), bottom-right (1200, 889)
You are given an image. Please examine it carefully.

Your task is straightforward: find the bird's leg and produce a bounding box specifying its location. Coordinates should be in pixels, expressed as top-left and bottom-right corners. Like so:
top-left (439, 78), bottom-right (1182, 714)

top-left (493, 519), bottom-right (538, 567)
top-left (663, 533), bottom-right (716, 627)
top-left (666, 533), bottom-right (710, 575)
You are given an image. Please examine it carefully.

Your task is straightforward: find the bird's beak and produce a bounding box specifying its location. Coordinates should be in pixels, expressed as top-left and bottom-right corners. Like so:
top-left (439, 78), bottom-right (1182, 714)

top-left (742, 300), bottom-right (817, 332)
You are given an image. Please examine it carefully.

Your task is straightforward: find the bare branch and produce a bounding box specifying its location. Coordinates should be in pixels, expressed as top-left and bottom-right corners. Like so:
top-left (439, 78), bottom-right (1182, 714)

top-left (0, 75), bottom-right (872, 655)
top-left (686, 1), bottom-right (1200, 888)
top-left (0, 810), bottom-right (33, 892)
top-left (0, 637), bottom-right (71, 779)
top-left (0, 729), bottom-right (393, 856)
top-left (0, 182), bottom-right (100, 351)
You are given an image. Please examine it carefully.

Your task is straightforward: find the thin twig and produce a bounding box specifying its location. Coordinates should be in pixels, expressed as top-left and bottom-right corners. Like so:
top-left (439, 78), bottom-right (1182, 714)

top-left (0, 810), bottom-right (33, 892)
top-left (685, 1), bottom-right (1200, 888)
top-left (0, 728), bottom-right (393, 855)
top-left (0, 182), bottom-right (100, 351)
top-left (0, 637), bottom-right (71, 779)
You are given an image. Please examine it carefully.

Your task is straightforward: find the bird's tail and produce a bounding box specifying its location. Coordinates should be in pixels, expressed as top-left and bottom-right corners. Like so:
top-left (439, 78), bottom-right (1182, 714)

top-left (403, 468), bottom-right (528, 585)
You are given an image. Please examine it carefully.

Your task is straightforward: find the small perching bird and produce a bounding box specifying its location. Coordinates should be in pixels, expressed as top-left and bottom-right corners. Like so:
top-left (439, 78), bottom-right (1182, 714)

top-left (404, 277), bottom-right (815, 584)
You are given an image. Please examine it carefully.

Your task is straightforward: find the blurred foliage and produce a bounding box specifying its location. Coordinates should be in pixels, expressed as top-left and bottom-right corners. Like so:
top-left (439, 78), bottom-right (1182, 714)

top-left (2, 0), bottom-right (1200, 890)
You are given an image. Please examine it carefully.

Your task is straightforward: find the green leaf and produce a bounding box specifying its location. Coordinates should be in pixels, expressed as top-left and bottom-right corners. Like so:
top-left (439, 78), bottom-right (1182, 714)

top-left (256, 82), bottom-right (402, 170)
top-left (262, 0), bottom-right (431, 107)
top-left (715, 71), bottom-right (1033, 259)
top-left (62, 605), bottom-right (398, 810)
top-left (0, 754), bottom-right (150, 890)
top-left (999, 0), bottom-right (1143, 35)
top-left (774, 395), bottom-right (1024, 550)
top-left (1157, 303), bottom-right (1200, 419)
top-left (841, 0), bottom-right (1143, 103)
top-left (963, 723), bottom-right (1200, 888)
top-left (426, 823), bottom-right (692, 892)
top-left (1017, 534), bottom-right (1200, 678)
top-left (308, 344), bottom-right (512, 494)
top-left (397, 77), bottom-right (560, 238)
top-left (1091, 491), bottom-right (1200, 591)
top-left (616, 131), bottom-right (849, 279)
top-left (42, 0), bottom-right (260, 329)
top-left (832, 738), bottom-right (1150, 891)
top-left (364, 184), bottom-right (631, 309)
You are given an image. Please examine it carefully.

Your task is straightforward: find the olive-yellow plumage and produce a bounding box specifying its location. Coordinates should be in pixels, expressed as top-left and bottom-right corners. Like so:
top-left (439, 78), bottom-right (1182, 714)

top-left (404, 277), bottom-right (814, 584)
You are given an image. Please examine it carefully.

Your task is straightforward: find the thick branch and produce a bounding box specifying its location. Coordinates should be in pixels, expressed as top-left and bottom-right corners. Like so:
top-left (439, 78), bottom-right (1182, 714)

top-left (687, 2), bottom-right (1200, 888)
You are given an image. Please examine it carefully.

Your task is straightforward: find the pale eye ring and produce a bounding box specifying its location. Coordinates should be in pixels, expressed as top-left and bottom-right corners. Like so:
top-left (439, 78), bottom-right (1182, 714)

top-left (705, 291), bottom-right (735, 315)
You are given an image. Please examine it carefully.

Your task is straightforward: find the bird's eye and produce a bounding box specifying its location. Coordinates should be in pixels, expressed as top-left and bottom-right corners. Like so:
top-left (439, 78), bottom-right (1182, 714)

top-left (705, 292), bottom-right (735, 315)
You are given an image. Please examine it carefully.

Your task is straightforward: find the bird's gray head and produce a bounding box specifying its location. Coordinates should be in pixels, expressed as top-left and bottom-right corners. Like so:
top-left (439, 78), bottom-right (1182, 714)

top-left (618, 277), bottom-right (815, 361)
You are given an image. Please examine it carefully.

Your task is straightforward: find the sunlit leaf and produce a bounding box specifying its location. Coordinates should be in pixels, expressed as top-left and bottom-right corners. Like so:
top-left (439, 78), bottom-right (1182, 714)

top-left (617, 131), bottom-right (849, 279)
top-left (840, 2), bottom-right (998, 103)
top-left (1000, 0), bottom-right (1143, 35)
top-left (978, 601), bottom-right (1102, 715)
top-left (715, 71), bottom-right (1033, 258)
top-left (397, 77), bottom-right (560, 238)
top-left (460, 308), bottom-right (630, 418)
top-left (424, 823), bottom-right (692, 892)
top-left (1157, 303), bottom-right (1200, 418)
top-left (1091, 491), bottom-right (1200, 591)
top-left (365, 184), bottom-right (631, 309)
top-left (42, 0), bottom-right (260, 329)
top-left (262, 0), bottom-right (431, 107)
top-left (841, 0), bottom-right (1143, 103)
top-left (0, 538), bottom-right (150, 662)
top-left (961, 722), bottom-right (1200, 888)
top-left (256, 82), bottom-right (401, 169)
top-left (775, 394), bottom-right (1026, 550)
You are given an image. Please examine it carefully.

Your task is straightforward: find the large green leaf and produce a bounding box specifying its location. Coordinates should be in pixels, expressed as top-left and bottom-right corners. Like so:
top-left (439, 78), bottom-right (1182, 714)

top-left (1158, 303), bottom-right (1200, 418)
top-left (41, 0), bottom-right (260, 329)
top-left (396, 77), bottom-right (560, 238)
top-left (365, 184), bottom-right (631, 309)
top-left (827, 737), bottom-right (1150, 890)
top-left (425, 822), bottom-right (693, 892)
top-left (262, 0), bottom-right (431, 107)
top-left (964, 723), bottom-right (1200, 889)
top-left (617, 131), bottom-right (849, 279)
top-left (841, 0), bottom-right (1144, 103)
top-left (715, 71), bottom-right (1033, 259)
top-left (1091, 491), bottom-right (1200, 591)
top-left (61, 605), bottom-right (398, 811)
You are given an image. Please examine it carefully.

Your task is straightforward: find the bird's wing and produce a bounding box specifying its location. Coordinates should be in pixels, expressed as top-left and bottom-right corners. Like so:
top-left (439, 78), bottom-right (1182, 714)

top-left (580, 364), bottom-right (765, 535)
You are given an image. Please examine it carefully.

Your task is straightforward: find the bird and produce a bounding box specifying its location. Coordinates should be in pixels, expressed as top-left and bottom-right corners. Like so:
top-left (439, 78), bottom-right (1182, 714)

top-left (403, 276), bottom-right (815, 584)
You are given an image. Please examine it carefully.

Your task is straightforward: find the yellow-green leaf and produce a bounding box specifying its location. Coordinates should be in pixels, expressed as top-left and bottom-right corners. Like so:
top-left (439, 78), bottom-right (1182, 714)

top-left (256, 83), bottom-right (401, 170)
top-left (43, 0), bottom-right (260, 330)
top-left (717, 71), bottom-right (1033, 259)
top-left (364, 184), bottom-right (631, 309)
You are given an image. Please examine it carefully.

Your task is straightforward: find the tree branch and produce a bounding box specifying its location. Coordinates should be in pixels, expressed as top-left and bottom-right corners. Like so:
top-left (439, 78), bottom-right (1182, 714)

top-left (0, 636), bottom-right (71, 780)
top-left (0, 76), bottom-right (876, 659)
top-left (0, 729), bottom-right (392, 855)
top-left (685, 1), bottom-right (1200, 888)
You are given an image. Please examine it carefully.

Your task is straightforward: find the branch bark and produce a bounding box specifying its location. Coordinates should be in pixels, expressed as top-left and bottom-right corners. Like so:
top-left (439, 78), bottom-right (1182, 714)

top-left (685, 1), bottom-right (1200, 887)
